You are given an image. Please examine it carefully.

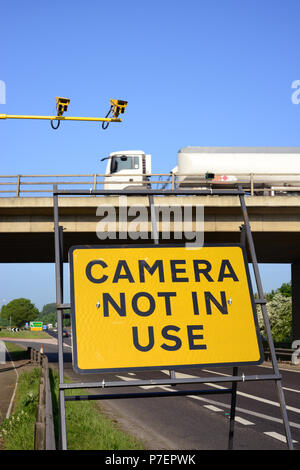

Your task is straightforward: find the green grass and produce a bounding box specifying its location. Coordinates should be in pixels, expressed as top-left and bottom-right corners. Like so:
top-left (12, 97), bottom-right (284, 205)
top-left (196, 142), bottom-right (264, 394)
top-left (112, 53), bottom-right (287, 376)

top-left (0, 329), bottom-right (50, 339)
top-left (4, 341), bottom-right (29, 361)
top-left (50, 369), bottom-right (144, 450)
top-left (0, 367), bottom-right (41, 450)
top-left (0, 364), bottom-right (145, 450)
top-left (4, 342), bottom-right (25, 353)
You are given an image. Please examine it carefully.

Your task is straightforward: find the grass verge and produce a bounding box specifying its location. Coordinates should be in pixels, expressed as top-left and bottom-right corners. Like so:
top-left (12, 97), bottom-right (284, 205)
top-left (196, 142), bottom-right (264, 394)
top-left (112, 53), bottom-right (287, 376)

top-left (0, 362), bottom-right (144, 450)
top-left (0, 367), bottom-right (41, 450)
top-left (50, 368), bottom-right (144, 450)
top-left (0, 329), bottom-right (50, 339)
top-left (4, 341), bottom-right (29, 361)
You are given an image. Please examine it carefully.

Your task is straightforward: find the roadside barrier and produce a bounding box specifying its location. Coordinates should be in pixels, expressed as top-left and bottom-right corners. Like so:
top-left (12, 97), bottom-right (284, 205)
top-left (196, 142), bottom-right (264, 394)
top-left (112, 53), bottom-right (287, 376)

top-left (263, 347), bottom-right (295, 363)
top-left (29, 348), bottom-right (56, 450)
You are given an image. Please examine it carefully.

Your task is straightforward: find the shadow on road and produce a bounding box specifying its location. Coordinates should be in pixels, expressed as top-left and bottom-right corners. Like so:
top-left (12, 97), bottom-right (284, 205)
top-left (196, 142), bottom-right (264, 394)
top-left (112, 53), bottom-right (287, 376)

top-left (46, 352), bottom-right (72, 363)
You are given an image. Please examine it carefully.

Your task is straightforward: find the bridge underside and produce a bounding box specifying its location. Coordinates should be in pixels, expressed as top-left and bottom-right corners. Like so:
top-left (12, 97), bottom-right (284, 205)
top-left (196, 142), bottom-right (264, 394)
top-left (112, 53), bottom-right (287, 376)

top-left (0, 231), bottom-right (300, 264)
top-left (1, 194), bottom-right (300, 263)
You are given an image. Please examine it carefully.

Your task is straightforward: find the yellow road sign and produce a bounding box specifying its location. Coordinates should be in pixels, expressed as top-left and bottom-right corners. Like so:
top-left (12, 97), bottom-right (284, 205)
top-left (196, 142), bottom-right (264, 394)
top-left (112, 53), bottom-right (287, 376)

top-left (69, 245), bottom-right (263, 373)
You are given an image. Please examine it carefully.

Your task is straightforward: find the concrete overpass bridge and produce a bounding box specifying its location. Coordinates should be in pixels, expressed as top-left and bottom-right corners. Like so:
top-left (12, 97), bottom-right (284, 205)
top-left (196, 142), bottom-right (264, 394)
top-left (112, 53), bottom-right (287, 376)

top-left (0, 194), bottom-right (300, 262)
top-left (0, 192), bottom-right (300, 339)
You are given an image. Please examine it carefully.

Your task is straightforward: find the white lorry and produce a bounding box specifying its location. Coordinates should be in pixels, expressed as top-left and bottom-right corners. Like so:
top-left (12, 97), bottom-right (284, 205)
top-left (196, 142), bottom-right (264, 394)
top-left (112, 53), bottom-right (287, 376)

top-left (103, 147), bottom-right (300, 192)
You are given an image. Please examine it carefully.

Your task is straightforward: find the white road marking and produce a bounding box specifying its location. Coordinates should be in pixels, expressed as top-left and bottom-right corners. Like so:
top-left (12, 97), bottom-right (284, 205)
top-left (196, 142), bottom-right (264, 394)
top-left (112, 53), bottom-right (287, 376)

top-left (203, 405), bottom-right (223, 412)
top-left (172, 369), bottom-right (300, 415)
top-left (204, 398), bottom-right (255, 425)
top-left (117, 374), bottom-right (254, 424)
top-left (187, 394), bottom-right (300, 430)
top-left (264, 431), bottom-right (297, 444)
top-left (207, 381), bottom-right (300, 414)
top-left (234, 416), bottom-right (255, 426)
top-left (283, 387), bottom-right (300, 394)
top-left (116, 375), bottom-right (175, 392)
top-left (117, 376), bottom-right (299, 446)
top-left (116, 373), bottom-right (300, 432)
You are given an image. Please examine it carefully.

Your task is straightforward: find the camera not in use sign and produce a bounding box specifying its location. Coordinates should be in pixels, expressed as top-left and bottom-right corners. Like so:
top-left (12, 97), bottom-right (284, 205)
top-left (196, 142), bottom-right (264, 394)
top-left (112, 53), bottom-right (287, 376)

top-left (69, 245), bottom-right (263, 373)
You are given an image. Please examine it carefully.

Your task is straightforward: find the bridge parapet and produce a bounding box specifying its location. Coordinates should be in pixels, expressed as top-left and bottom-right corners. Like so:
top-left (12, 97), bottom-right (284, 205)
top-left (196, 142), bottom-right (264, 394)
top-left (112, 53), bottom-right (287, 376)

top-left (1, 173), bottom-right (300, 197)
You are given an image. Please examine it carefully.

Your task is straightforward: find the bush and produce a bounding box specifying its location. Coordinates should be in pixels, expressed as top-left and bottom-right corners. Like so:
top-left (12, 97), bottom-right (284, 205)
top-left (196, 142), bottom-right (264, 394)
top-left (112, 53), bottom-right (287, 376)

top-left (257, 292), bottom-right (292, 343)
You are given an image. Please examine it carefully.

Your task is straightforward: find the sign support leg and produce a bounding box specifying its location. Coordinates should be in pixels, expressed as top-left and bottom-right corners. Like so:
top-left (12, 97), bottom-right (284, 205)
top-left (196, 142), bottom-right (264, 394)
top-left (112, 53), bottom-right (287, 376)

top-left (227, 224), bottom-right (247, 449)
top-left (53, 185), bottom-right (68, 450)
top-left (228, 366), bottom-right (238, 449)
top-left (238, 189), bottom-right (294, 450)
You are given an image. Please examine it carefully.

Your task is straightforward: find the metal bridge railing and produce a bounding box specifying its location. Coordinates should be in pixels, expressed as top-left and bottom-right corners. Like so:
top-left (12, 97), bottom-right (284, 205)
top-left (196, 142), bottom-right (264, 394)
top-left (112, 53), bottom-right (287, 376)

top-left (1, 173), bottom-right (300, 197)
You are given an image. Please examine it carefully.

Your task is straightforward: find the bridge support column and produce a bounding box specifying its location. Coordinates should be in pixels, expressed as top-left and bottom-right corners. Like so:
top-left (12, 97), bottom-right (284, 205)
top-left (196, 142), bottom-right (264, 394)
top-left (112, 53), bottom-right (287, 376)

top-left (291, 262), bottom-right (300, 341)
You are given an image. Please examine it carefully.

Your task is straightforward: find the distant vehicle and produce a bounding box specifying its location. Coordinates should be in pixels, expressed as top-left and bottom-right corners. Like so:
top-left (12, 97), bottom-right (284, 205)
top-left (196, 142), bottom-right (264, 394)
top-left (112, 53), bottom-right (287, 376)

top-left (63, 329), bottom-right (69, 337)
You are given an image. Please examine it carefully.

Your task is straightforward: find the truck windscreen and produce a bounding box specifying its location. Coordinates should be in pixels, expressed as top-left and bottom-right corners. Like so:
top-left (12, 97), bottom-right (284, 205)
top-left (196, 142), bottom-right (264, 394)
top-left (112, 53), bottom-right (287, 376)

top-left (110, 156), bottom-right (140, 173)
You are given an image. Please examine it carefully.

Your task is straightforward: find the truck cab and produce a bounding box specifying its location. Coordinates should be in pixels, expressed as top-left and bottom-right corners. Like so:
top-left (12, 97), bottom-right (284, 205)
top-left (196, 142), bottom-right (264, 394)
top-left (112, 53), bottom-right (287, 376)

top-left (103, 150), bottom-right (151, 190)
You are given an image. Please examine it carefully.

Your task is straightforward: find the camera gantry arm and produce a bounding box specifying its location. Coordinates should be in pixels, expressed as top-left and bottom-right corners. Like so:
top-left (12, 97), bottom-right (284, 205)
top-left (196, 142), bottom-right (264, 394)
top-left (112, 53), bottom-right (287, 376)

top-left (0, 97), bottom-right (128, 131)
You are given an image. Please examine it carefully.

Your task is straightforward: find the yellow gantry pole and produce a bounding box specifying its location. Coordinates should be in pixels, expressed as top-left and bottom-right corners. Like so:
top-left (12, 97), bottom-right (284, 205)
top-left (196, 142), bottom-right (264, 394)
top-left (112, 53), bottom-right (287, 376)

top-left (0, 98), bottom-right (128, 129)
top-left (0, 114), bottom-right (122, 122)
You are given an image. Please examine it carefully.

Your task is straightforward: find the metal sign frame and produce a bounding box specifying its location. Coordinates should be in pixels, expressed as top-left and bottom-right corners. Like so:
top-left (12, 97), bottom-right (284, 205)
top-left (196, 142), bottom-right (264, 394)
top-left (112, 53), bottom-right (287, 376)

top-left (53, 185), bottom-right (294, 450)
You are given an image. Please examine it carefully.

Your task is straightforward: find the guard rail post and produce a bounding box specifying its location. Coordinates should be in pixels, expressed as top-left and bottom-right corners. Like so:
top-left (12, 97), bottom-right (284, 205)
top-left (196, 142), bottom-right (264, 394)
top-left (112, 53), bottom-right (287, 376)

top-left (16, 175), bottom-right (21, 197)
top-left (34, 356), bottom-right (46, 449)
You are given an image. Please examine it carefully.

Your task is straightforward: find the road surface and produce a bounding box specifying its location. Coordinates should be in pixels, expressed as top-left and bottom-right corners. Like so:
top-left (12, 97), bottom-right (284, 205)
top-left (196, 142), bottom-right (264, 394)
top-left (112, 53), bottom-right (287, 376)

top-left (8, 332), bottom-right (299, 451)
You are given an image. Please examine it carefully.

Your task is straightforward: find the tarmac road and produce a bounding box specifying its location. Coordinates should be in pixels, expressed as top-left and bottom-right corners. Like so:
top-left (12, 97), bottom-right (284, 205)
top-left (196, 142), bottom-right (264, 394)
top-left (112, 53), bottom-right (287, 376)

top-left (2, 334), bottom-right (300, 451)
top-left (62, 363), bottom-right (300, 451)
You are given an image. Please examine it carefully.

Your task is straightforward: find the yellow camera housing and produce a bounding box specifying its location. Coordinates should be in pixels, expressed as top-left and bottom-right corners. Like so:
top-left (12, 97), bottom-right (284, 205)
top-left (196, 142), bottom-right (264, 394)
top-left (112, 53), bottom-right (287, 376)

top-left (55, 97), bottom-right (70, 116)
top-left (110, 99), bottom-right (128, 118)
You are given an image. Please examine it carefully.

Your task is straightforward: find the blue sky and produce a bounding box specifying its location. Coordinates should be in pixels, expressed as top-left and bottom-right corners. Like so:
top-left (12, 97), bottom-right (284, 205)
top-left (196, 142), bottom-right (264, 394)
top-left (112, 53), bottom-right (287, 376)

top-left (0, 0), bottom-right (299, 309)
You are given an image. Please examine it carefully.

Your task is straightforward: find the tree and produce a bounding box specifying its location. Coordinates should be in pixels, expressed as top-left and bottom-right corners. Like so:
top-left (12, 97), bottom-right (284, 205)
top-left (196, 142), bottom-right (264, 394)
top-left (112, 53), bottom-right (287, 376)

top-left (264, 290), bottom-right (276, 302)
top-left (37, 311), bottom-right (56, 325)
top-left (40, 303), bottom-right (56, 316)
top-left (1, 298), bottom-right (39, 328)
top-left (37, 302), bottom-right (70, 327)
top-left (277, 281), bottom-right (292, 298)
top-left (37, 303), bottom-right (57, 325)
